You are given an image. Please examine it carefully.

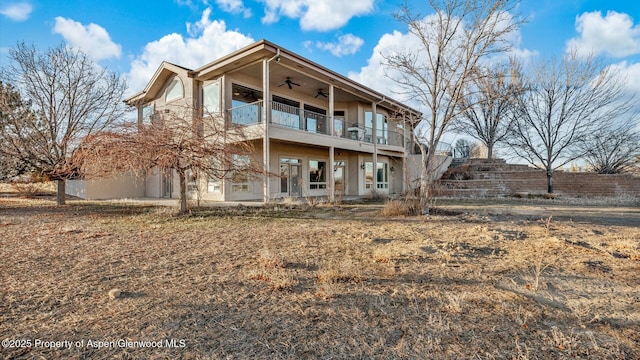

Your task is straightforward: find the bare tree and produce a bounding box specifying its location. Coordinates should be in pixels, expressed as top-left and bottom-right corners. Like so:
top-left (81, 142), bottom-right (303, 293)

top-left (453, 60), bottom-right (522, 159)
top-left (454, 138), bottom-right (471, 159)
top-left (506, 52), bottom-right (632, 193)
top-left (580, 117), bottom-right (640, 174)
top-left (384, 0), bottom-right (521, 213)
top-left (0, 43), bottom-right (127, 205)
top-left (75, 104), bottom-right (264, 214)
top-left (0, 81), bottom-right (35, 180)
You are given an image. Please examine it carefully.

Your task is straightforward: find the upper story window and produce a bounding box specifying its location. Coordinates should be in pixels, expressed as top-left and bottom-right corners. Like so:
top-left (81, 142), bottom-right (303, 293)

top-left (203, 81), bottom-right (221, 114)
top-left (304, 104), bottom-right (327, 134)
top-left (365, 111), bottom-right (388, 144)
top-left (166, 77), bottom-right (184, 103)
top-left (334, 110), bottom-right (345, 137)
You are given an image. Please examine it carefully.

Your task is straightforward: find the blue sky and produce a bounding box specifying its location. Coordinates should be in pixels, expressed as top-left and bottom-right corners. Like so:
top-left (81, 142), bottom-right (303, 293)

top-left (1, 0), bottom-right (640, 100)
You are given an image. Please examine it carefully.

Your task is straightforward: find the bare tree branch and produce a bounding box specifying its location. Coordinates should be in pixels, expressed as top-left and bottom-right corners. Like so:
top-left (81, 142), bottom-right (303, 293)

top-left (452, 59), bottom-right (522, 158)
top-left (0, 43), bottom-right (128, 204)
top-left (579, 116), bottom-right (640, 174)
top-left (384, 0), bottom-right (523, 212)
top-left (506, 52), bottom-right (632, 192)
top-left (74, 104), bottom-right (265, 213)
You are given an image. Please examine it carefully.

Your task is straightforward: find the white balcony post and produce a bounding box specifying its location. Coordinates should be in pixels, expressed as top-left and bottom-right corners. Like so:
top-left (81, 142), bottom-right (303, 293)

top-left (329, 85), bottom-right (334, 136)
top-left (371, 101), bottom-right (378, 192)
top-left (329, 146), bottom-right (335, 203)
top-left (402, 112), bottom-right (407, 194)
top-left (262, 59), bottom-right (270, 203)
top-left (328, 85), bottom-right (335, 202)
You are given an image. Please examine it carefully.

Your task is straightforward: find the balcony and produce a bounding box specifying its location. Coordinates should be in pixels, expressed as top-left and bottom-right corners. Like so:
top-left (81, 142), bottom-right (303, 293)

top-left (226, 100), bottom-right (404, 148)
top-left (228, 100), bottom-right (263, 126)
top-left (271, 101), bottom-right (329, 135)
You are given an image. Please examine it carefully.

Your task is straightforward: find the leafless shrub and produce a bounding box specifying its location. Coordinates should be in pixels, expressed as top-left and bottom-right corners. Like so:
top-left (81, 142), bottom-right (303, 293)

top-left (441, 164), bottom-right (472, 180)
top-left (529, 216), bottom-right (565, 291)
top-left (382, 199), bottom-right (420, 216)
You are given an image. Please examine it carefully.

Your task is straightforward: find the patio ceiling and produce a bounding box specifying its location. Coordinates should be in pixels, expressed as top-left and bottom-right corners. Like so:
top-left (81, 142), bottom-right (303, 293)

top-left (229, 60), bottom-right (363, 104)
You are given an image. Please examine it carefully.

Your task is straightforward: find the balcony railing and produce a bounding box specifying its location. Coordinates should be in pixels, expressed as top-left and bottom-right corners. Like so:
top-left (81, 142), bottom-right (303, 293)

top-left (271, 101), bottom-right (330, 135)
top-left (343, 123), bottom-right (404, 147)
top-left (228, 100), bottom-right (263, 126)
top-left (226, 101), bottom-right (404, 147)
top-left (406, 141), bottom-right (452, 156)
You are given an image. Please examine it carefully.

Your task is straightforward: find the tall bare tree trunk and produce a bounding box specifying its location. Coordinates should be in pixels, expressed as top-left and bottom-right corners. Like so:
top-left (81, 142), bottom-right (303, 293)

top-left (420, 143), bottom-right (435, 215)
top-left (178, 170), bottom-right (187, 214)
top-left (56, 179), bottom-right (66, 205)
top-left (487, 144), bottom-right (493, 159)
top-left (546, 170), bottom-right (553, 194)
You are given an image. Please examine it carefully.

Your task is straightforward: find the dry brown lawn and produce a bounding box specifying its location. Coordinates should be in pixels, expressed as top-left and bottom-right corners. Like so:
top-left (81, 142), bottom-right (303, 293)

top-left (0, 194), bottom-right (639, 359)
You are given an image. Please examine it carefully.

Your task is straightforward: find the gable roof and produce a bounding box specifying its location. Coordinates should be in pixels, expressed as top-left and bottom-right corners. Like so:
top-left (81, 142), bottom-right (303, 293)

top-left (124, 61), bottom-right (193, 105)
top-left (124, 40), bottom-right (422, 121)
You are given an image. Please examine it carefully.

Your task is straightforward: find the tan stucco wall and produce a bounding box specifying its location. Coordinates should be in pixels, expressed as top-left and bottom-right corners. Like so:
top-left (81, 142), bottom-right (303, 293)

top-left (67, 172), bottom-right (144, 200)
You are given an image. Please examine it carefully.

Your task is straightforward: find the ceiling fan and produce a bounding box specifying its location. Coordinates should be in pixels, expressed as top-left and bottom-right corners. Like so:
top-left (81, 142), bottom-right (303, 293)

top-left (315, 89), bottom-right (329, 98)
top-left (279, 77), bottom-right (300, 89)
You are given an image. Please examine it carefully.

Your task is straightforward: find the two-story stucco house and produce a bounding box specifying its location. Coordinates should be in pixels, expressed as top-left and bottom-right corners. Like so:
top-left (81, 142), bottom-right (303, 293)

top-left (67, 40), bottom-right (423, 202)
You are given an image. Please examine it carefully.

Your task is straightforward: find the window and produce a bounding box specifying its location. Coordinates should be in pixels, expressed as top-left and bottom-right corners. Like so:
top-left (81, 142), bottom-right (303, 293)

top-left (304, 105), bottom-right (327, 134)
top-left (207, 157), bottom-right (222, 193)
top-left (185, 169), bottom-right (198, 192)
top-left (377, 113), bottom-right (388, 145)
top-left (364, 161), bottom-right (388, 190)
top-left (364, 112), bottom-right (373, 143)
top-left (208, 177), bottom-right (221, 193)
top-left (365, 161), bottom-right (374, 189)
top-left (231, 154), bottom-right (250, 192)
top-left (334, 110), bottom-right (345, 137)
top-left (377, 162), bottom-right (389, 189)
top-left (364, 111), bottom-right (388, 144)
top-left (309, 160), bottom-right (327, 189)
top-left (203, 82), bottom-right (221, 114)
top-left (142, 103), bottom-right (154, 125)
top-left (166, 77), bottom-right (184, 102)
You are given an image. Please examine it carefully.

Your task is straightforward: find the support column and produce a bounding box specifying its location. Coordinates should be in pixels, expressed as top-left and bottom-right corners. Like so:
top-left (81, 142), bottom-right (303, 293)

top-left (371, 102), bottom-right (378, 192)
top-left (402, 112), bottom-right (407, 194)
top-left (328, 85), bottom-right (336, 203)
top-left (262, 59), bottom-right (270, 203)
top-left (329, 146), bottom-right (335, 203)
top-left (328, 85), bottom-right (334, 136)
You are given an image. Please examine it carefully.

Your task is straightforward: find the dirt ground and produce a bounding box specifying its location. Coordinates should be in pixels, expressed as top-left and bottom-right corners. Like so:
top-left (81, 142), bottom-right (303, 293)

top-left (0, 194), bottom-right (638, 359)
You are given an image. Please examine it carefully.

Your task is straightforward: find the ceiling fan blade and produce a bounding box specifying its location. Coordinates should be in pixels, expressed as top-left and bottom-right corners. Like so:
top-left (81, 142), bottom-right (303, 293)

top-left (292, 82), bottom-right (301, 87)
top-left (287, 82), bottom-right (292, 89)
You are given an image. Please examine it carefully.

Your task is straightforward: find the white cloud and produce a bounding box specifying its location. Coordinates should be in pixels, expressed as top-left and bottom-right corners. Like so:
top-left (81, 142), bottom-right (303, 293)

top-left (216, 0), bottom-right (251, 18)
top-left (259, 0), bottom-right (374, 31)
top-left (348, 30), bottom-right (407, 101)
top-left (316, 34), bottom-right (364, 57)
top-left (609, 61), bottom-right (640, 98)
top-left (349, 12), bottom-right (534, 111)
top-left (0, 2), bottom-right (32, 21)
top-left (53, 17), bottom-right (122, 61)
top-left (566, 11), bottom-right (640, 58)
top-left (127, 8), bottom-right (254, 93)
